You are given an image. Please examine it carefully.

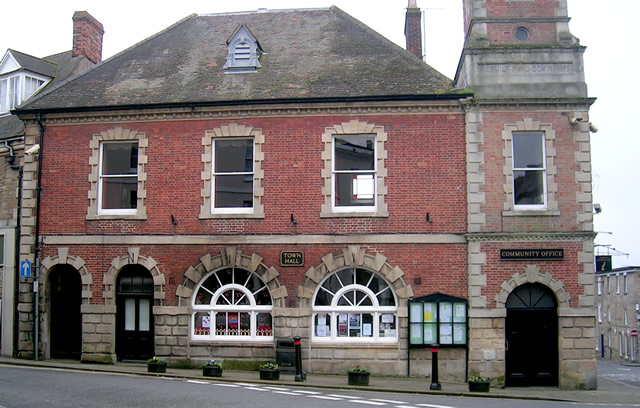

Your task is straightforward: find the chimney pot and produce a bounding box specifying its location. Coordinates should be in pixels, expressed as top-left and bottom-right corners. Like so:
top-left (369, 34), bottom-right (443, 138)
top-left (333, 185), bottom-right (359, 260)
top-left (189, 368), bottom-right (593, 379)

top-left (72, 11), bottom-right (104, 64)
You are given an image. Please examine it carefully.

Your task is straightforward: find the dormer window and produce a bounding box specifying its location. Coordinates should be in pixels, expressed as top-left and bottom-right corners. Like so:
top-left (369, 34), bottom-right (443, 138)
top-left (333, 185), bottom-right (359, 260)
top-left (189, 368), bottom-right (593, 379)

top-left (223, 25), bottom-right (265, 73)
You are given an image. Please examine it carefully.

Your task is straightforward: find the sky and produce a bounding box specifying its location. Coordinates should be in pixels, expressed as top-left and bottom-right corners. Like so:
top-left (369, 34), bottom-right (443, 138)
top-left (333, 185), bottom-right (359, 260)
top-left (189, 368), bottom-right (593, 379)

top-left (1, 0), bottom-right (638, 267)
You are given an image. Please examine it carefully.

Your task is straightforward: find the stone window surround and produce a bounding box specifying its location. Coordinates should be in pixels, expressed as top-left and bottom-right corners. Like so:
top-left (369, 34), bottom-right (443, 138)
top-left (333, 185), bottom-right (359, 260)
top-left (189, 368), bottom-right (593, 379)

top-left (102, 247), bottom-right (165, 306)
top-left (502, 118), bottom-right (559, 216)
top-left (200, 124), bottom-right (264, 219)
top-left (87, 127), bottom-right (148, 220)
top-left (320, 120), bottom-right (388, 218)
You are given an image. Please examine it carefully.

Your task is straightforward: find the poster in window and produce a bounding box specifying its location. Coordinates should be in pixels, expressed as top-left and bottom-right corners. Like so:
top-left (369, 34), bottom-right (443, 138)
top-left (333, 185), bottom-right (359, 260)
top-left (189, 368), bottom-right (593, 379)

top-left (440, 323), bottom-right (453, 344)
top-left (381, 314), bottom-right (395, 324)
top-left (363, 323), bottom-right (372, 337)
top-left (410, 324), bottom-right (423, 344)
top-left (454, 303), bottom-right (466, 323)
top-left (423, 323), bottom-right (436, 344)
top-left (349, 314), bottom-right (361, 328)
top-left (454, 324), bottom-right (466, 344)
top-left (202, 316), bottom-right (211, 328)
top-left (439, 302), bottom-right (453, 322)
top-left (410, 302), bottom-right (422, 323)
top-left (338, 313), bottom-right (348, 336)
top-left (423, 302), bottom-right (437, 323)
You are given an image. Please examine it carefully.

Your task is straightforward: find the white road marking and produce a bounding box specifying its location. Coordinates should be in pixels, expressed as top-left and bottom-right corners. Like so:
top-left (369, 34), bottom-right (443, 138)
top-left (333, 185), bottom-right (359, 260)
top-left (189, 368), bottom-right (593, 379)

top-left (328, 394), bottom-right (363, 399)
top-left (245, 387), bottom-right (268, 391)
top-left (350, 400), bottom-right (387, 405)
top-left (212, 383), bottom-right (240, 388)
top-left (417, 404), bottom-right (456, 408)
top-left (295, 390), bottom-right (322, 394)
top-left (273, 391), bottom-right (302, 396)
top-left (233, 382), bottom-right (257, 386)
top-left (186, 380), bottom-right (209, 384)
top-left (264, 386), bottom-right (290, 391)
top-left (371, 399), bottom-right (407, 404)
top-left (308, 395), bottom-right (344, 401)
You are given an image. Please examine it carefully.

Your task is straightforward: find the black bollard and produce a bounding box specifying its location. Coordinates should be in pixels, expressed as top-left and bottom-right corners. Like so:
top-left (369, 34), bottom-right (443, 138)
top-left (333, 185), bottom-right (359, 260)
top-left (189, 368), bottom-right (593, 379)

top-left (293, 336), bottom-right (306, 382)
top-left (430, 345), bottom-right (441, 390)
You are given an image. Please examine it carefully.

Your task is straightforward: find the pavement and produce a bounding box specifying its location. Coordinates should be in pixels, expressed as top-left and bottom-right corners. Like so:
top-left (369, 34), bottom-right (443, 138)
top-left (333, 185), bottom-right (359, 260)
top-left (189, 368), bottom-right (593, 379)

top-left (0, 356), bottom-right (639, 405)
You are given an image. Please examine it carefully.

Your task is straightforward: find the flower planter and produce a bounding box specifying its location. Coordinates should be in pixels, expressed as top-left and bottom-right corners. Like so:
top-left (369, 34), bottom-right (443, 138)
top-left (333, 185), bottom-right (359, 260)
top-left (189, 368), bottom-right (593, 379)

top-left (147, 362), bottom-right (167, 373)
top-left (468, 381), bottom-right (490, 392)
top-left (259, 368), bottom-right (280, 381)
top-left (203, 366), bottom-right (223, 377)
top-left (348, 371), bottom-right (370, 386)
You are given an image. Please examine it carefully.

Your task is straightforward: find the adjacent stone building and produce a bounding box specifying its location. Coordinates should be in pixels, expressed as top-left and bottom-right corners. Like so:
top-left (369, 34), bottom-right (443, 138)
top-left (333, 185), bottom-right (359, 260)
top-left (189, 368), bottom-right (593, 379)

top-left (0, 11), bottom-right (103, 357)
top-left (12, 1), bottom-right (597, 389)
top-left (596, 266), bottom-right (639, 362)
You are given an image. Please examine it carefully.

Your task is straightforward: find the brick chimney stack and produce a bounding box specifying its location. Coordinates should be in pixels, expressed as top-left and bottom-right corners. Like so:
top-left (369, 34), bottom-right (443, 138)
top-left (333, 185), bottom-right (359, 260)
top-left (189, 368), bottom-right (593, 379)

top-left (404, 0), bottom-right (423, 60)
top-left (72, 11), bottom-right (104, 64)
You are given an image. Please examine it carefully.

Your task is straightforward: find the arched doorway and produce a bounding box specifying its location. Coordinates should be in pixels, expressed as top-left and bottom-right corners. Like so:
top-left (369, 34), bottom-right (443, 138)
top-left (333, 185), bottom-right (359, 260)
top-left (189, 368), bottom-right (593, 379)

top-left (116, 265), bottom-right (154, 361)
top-left (49, 265), bottom-right (82, 359)
top-left (506, 283), bottom-right (558, 386)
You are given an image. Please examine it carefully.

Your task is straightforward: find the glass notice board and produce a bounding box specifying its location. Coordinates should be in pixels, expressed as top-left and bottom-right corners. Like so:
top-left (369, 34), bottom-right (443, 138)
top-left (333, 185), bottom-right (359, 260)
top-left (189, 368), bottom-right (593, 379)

top-left (409, 294), bottom-right (467, 347)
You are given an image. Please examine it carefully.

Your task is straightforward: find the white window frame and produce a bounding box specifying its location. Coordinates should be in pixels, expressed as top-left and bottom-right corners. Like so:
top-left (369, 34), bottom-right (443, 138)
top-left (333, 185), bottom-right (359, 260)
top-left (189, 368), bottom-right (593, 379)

top-left (624, 273), bottom-right (628, 294)
top-left (616, 274), bottom-right (620, 294)
top-left (624, 308), bottom-right (628, 326)
top-left (211, 137), bottom-right (255, 215)
top-left (97, 141), bottom-right (139, 216)
top-left (607, 305), bottom-right (611, 322)
top-left (0, 72), bottom-right (49, 114)
top-left (191, 268), bottom-right (273, 342)
top-left (597, 277), bottom-right (602, 295)
top-left (312, 268), bottom-right (397, 344)
top-left (511, 131), bottom-right (547, 210)
top-left (331, 134), bottom-right (377, 213)
top-left (598, 303), bottom-right (602, 323)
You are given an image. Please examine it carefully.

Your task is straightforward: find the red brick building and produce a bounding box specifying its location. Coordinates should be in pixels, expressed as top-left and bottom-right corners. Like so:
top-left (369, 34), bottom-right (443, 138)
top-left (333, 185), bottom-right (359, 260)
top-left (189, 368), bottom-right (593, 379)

top-left (14, 0), bottom-right (597, 389)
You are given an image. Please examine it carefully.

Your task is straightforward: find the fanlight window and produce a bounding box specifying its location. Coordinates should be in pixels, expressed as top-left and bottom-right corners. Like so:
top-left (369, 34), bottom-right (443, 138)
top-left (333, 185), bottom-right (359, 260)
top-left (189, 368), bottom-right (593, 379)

top-left (313, 268), bottom-right (397, 342)
top-left (192, 267), bottom-right (272, 340)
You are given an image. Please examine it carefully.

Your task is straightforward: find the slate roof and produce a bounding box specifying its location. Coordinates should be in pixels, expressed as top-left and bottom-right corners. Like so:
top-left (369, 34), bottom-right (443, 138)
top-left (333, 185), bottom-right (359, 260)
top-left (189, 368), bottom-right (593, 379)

top-left (7, 49), bottom-right (57, 78)
top-left (21, 7), bottom-right (454, 112)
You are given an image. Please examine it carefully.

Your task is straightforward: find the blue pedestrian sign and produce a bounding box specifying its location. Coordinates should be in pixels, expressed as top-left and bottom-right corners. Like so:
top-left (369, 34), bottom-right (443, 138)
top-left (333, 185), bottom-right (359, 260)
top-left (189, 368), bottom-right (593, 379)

top-left (20, 260), bottom-right (32, 278)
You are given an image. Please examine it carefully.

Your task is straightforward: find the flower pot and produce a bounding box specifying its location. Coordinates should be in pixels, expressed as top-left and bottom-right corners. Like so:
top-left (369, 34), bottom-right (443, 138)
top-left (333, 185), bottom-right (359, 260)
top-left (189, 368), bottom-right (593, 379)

top-left (147, 362), bottom-right (167, 373)
top-left (203, 366), bottom-right (223, 377)
top-left (468, 381), bottom-right (490, 392)
top-left (348, 371), bottom-right (370, 386)
top-left (259, 368), bottom-right (280, 381)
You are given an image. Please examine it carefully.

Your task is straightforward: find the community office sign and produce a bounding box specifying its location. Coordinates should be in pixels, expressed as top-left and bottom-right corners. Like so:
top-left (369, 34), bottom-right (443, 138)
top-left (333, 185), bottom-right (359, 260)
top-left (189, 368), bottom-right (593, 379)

top-left (500, 249), bottom-right (564, 260)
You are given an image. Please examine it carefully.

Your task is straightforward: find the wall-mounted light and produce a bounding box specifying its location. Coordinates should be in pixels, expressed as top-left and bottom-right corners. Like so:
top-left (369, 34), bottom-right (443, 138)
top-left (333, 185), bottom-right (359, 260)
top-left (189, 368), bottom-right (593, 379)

top-left (171, 214), bottom-right (178, 225)
top-left (290, 214), bottom-right (297, 225)
top-left (426, 213), bottom-right (432, 223)
top-left (594, 204), bottom-right (602, 214)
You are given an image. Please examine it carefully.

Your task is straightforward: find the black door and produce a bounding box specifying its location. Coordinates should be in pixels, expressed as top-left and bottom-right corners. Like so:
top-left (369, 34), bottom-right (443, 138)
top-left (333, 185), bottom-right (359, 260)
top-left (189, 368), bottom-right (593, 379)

top-left (49, 265), bottom-right (82, 359)
top-left (506, 283), bottom-right (558, 386)
top-left (116, 266), bottom-right (154, 361)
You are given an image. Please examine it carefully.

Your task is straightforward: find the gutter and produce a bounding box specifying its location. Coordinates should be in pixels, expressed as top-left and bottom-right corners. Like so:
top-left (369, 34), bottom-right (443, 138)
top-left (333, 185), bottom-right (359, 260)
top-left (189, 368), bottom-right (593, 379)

top-left (33, 113), bottom-right (44, 361)
top-left (13, 93), bottom-right (469, 116)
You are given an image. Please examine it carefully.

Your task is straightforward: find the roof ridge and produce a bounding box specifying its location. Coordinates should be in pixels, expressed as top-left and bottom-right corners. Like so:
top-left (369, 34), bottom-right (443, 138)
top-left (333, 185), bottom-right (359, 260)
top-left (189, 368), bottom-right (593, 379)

top-left (198, 7), bottom-right (330, 17)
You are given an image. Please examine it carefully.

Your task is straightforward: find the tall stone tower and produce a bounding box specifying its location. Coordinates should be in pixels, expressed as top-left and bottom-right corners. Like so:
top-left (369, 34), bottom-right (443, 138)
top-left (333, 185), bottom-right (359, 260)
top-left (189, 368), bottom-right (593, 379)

top-left (456, 0), bottom-right (587, 98)
top-left (457, 0), bottom-right (598, 390)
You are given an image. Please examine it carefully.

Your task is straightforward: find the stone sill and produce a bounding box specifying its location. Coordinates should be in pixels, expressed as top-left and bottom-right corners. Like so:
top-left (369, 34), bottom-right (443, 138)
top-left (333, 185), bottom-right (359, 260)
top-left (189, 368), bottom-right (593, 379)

top-left (503, 210), bottom-right (560, 217)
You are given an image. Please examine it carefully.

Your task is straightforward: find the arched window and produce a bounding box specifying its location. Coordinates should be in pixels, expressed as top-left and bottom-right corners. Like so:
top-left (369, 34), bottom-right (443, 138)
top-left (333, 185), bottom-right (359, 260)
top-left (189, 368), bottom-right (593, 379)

top-left (192, 267), bottom-right (273, 341)
top-left (312, 268), bottom-right (397, 343)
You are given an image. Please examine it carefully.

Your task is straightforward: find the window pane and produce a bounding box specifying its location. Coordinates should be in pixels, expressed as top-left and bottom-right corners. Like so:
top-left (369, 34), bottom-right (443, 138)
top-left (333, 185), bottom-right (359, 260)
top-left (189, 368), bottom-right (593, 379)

top-left (194, 312), bottom-right (211, 335)
top-left (355, 269), bottom-right (372, 287)
top-left (314, 313), bottom-right (331, 337)
top-left (125, 298), bottom-right (136, 331)
top-left (379, 314), bottom-right (396, 338)
top-left (335, 135), bottom-right (374, 171)
top-left (362, 313), bottom-right (373, 337)
top-left (101, 177), bottom-right (137, 209)
top-left (335, 173), bottom-right (375, 206)
top-left (214, 175), bottom-right (253, 208)
top-left (0, 79), bottom-right (7, 112)
top-left (338, 313), bottom-right (348, 337)
top-left (377, 287), bottom-right (395, 306)
top-left (239, 312), bottom-right (250, 336)
top-left (257, 313), bottom-right (272, 336)
top-left (513, 170), bottom-right (544, 205)
top-left (254, 287), bottom-right (272, 306)
top-left (349, 313), bottom-right (361, 337)
top-left (139, 299), bottom-right (150, 331)
top-left (214, 139), bottom-right (253, 173)
top-left (337, 268), bottom-right (355, 286)
top-left (102, 143), bottom-right (138, 175)
top-left (314, 288), bottom-right (332, 306)
top-left (513, 132), bottom-right (543, 169)
top-left (322, 274), bottom-right (343, 295)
